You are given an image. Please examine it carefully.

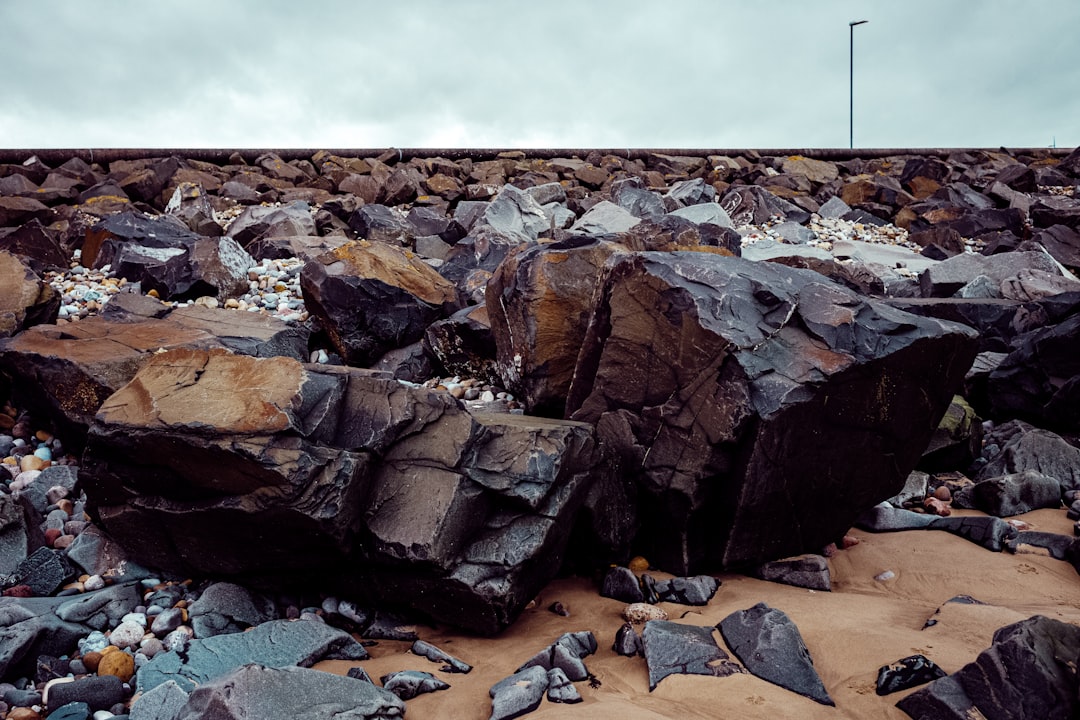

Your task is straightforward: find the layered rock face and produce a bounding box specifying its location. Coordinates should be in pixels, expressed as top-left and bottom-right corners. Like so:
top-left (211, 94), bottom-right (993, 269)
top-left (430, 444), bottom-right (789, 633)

top-left (566, 252), bottom-right (979, 573)
top-left (80, 348), bottom-right (598, 634)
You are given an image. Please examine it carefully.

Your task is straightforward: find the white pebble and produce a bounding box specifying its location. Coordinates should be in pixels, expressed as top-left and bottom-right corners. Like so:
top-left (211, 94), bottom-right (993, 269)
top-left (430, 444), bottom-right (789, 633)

top-left (109, 620), bottom-right (146, 649)
top-left (874, 570), bottom-right (896, 582)
top-left (84, 574), bottom-right (106, 591)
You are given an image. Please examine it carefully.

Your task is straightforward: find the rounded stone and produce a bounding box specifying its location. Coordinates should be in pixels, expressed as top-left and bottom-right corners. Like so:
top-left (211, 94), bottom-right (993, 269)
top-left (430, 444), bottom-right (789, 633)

top-left (108, 621), bottom-right (145, 649)
top-left (97, 651), bottom-right (135, 683)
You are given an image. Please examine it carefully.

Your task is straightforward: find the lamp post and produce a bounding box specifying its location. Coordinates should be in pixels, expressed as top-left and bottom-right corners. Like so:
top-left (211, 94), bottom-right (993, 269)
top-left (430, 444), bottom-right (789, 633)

top-left (849, 20), bottom-right (868, 149)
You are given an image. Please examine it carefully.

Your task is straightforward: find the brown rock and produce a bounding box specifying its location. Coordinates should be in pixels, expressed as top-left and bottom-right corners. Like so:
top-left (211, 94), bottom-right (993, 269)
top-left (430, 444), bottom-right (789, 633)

top-left (0, 196), bottom-right (50, 227)
top-left (486, 237), bottom-right (626, 416)
top-left (97, 649), bottom-right (136, 682)
top-left (0, 250), bottom-right (59, 338)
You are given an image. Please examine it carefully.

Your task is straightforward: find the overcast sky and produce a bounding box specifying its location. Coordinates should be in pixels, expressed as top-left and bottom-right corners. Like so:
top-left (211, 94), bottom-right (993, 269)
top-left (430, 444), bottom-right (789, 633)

top-left (1, 1), bottom-right (1077, 151)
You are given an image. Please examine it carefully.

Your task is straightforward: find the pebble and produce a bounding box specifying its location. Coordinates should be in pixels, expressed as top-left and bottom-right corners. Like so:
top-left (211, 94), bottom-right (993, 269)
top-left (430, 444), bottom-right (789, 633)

top-left (108, 620), bottom-right (145, 649)
top-left (84, 575), bottom-right (106, 592)
top-left (874, 570), bottom-right (896, 582)
top-left (622, 602), bottom-right (668, 624)
top-left (96, 651), bottom-right (135, 682)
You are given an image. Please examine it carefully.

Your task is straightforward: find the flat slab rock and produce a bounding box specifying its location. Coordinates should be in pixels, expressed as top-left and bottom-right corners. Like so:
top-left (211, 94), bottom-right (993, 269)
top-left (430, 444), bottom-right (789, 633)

top-left (136, 618), bottom-right (369, 693)
top-left (174, 664), bottom-right (404, 720)
top-left (641, 620), bottom-right (743, 691)
top-left (718, 602), bottom-right (834, 706)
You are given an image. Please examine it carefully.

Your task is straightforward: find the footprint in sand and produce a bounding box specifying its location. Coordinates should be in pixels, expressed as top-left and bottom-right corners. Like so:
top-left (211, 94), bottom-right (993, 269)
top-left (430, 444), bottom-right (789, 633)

top-left (1017, 563), bottom-right (1039, 575)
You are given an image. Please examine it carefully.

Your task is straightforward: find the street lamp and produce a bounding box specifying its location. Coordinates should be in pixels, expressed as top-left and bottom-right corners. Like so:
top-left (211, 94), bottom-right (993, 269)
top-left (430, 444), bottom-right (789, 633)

top-left (849, 20), bottom-right (868, 149)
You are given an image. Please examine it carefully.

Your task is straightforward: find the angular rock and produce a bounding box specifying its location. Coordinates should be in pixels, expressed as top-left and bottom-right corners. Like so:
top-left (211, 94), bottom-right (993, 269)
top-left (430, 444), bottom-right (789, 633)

top-left (613, 622), bottom-right (643, 656)
top-left (570, 200), bottom-right (641, 235)
top-left (187, 582), bottom-right (276, 638)
top-left (164, 182), bottom-right (222, 236)
top-left (516, 631), bottom-right (597, 681)
top-left (379, 670), bottom-right (449, 700)
top-left (919, 250), bottom-right (1069, 298)
top-left (82, 349), bottom-right (600, 634)
top-left (719, 603), bottom-right (833, 706)
top-left (625, 214), bottom-right (741, 255)
top-left (545, 667), bottom-right (582, 704)
top-left (976, 420), bottom-right (1080, 492)
top-left (473, 184), bottom-right (549, 242)
top-left (600, 566), bottom-right (644, 604)
top-left (174, 664), bottom-right (404, 720)
top-left (719, 185), bottom-right (809, 226)
top-left (919, 395), bottom-right (982, 472)
top-left (136, 618), bottom-right (368, 693)
top-left (0, 196), bottom-right (49, 227)
top-left (0, 304), bottom-right (308, 450)
top-left (817, 195), bottom-right (851, 219)
top-left (667, 201), bottom-right (735, 229)
top-left (648, 575), bottom-right (720, 605)
top-left (1008, 531), bottom-right (1075, 560)
top-left (84, 211), bottom-right (252, 301)
top-left (0, 250), bottom-right (59, 338)
top-left (876, 654), bottom-right (946, 696)
top-left (987, 311), bottom-right (1080, 431)
top-left (754, 554), bottom-right (831, 591)
top-left (971, 470), bottom-right (1062, 517)
top-left (780, 156), bottom-right (839, 185)
top-left (641, 620), bottom-right (743, 691)
top-left (245, 234), bottom-right (348, 263)
top-left (611, 178), bottom-right (666, 220)
top-left (423, 305), bottom-right (499, 387)
top-left (0, 218), bottom-right (68, 271)
top-left (128, 679), bottom-right (189, 720)
top-left (486, 237), bottom-right (624, 415)
top-left (0, 494), bottom-right (38, 576)
top-left (666, 178), bottom-right (717, 207)
top-left (3, 546), bottom-right (72, 596)
top-left (410, 640), bottom-right (472, 674)
top-left (856, 502), bottom-right (1018, 552)
top-left (300, 240), bottom-right (458, 367)
top-left (348, 204), bottom-right (414, 247)
top-left (567, 252), bottom-right (978, 573)
top-left (896, 615), bottom-right (1080, 720)
top-left (226, 201), bottom-right (316, 246)
top-left (489, 665), bottom-right (548, 720)
top-left (0, 598), bottom-right (89, 679)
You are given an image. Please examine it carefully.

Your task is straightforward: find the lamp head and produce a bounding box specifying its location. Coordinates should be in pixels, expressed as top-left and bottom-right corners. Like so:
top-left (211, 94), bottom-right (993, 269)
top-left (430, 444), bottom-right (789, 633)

top-left (849, 20), bottom-right (868, 26)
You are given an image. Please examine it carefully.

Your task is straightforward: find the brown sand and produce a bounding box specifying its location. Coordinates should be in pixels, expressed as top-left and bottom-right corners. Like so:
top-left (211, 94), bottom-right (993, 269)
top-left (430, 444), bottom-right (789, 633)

top-left (317, 507), bottom-right (1080, 719)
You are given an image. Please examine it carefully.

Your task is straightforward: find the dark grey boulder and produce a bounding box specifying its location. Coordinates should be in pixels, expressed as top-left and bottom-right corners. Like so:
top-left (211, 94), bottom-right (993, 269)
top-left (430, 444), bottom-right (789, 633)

top-left (897, 615), bottom-right (1080, 720)
top-left (666, 178), bottom-right (717, 207)
top-left (971, 470), bottom-right (1062, 517)
top-left (718, 602), bottom-right (833, 706)
top-left (0, 493), bottom-right (37, 576)
top-left (570, 201), bottom-right (641, 235)
top-left (641, 620), bottom-right (743, 691)
top-left (611, 178), bottom-right (666, 220)
top-left (600, 566), bottom-right (644, 604)
top-left (567, 252), bottom-right (978, 574)
top-left (987, 311), bottom-right (1080, 432)
top-left (410, 639), bottom-right (472, 674)
top-left (81, 349), bottom-right (601, 635)
top-left (918, 250), bottom-right (1066, 298)
top-left (489, 665), bottom-right (548, 720)
top-left (876, 654), bottom-right (946, 695)
top-left (754, 555), bottom-right (831, 591)
top-left (666, 202), bottom-right (733, 228)
top-left (516, 631), bottom-right (597, 682)
top-left (53, 582), bottom-right (141, 630)
top-left (136, 618), bottom-right (369, 693)
top-left (174, 664), bottom-right (404, 720)
top-left (977, 420), bottom-right (1080, 492)
top-left (474, 184), bottom-right (549, 242)
top-left (379, 670), bottom-right (449, 700)
top-left (3, 546), bottom-right (71, 596)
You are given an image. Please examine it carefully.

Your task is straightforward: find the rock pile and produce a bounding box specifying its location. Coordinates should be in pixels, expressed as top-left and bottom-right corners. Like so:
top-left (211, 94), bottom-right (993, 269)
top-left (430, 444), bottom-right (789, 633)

top-left (1, 144), bottom-right (1080, 717)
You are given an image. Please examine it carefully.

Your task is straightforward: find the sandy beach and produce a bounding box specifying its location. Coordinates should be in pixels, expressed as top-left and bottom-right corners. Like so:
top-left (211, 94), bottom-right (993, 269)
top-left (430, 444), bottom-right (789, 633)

top-left (317, 507), bottom-right (1080, 719)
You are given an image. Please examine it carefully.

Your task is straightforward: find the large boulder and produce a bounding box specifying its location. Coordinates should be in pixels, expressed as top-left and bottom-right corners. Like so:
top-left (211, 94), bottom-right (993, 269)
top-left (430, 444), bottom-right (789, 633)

top-left (566, 252), bottom-right (978, 573)
top-left (0, 304), bottom-right (308, 451)
top-left (486, 237), bottom-right (625, 416)
top-left (300, 240), bottom-right (458, 367)
top-left (897, 615), bottom-right (1080, 720)
top-left (0, 250), bottom-right (59, 338)
top-left (81, 348), bottom-right (600, 634)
